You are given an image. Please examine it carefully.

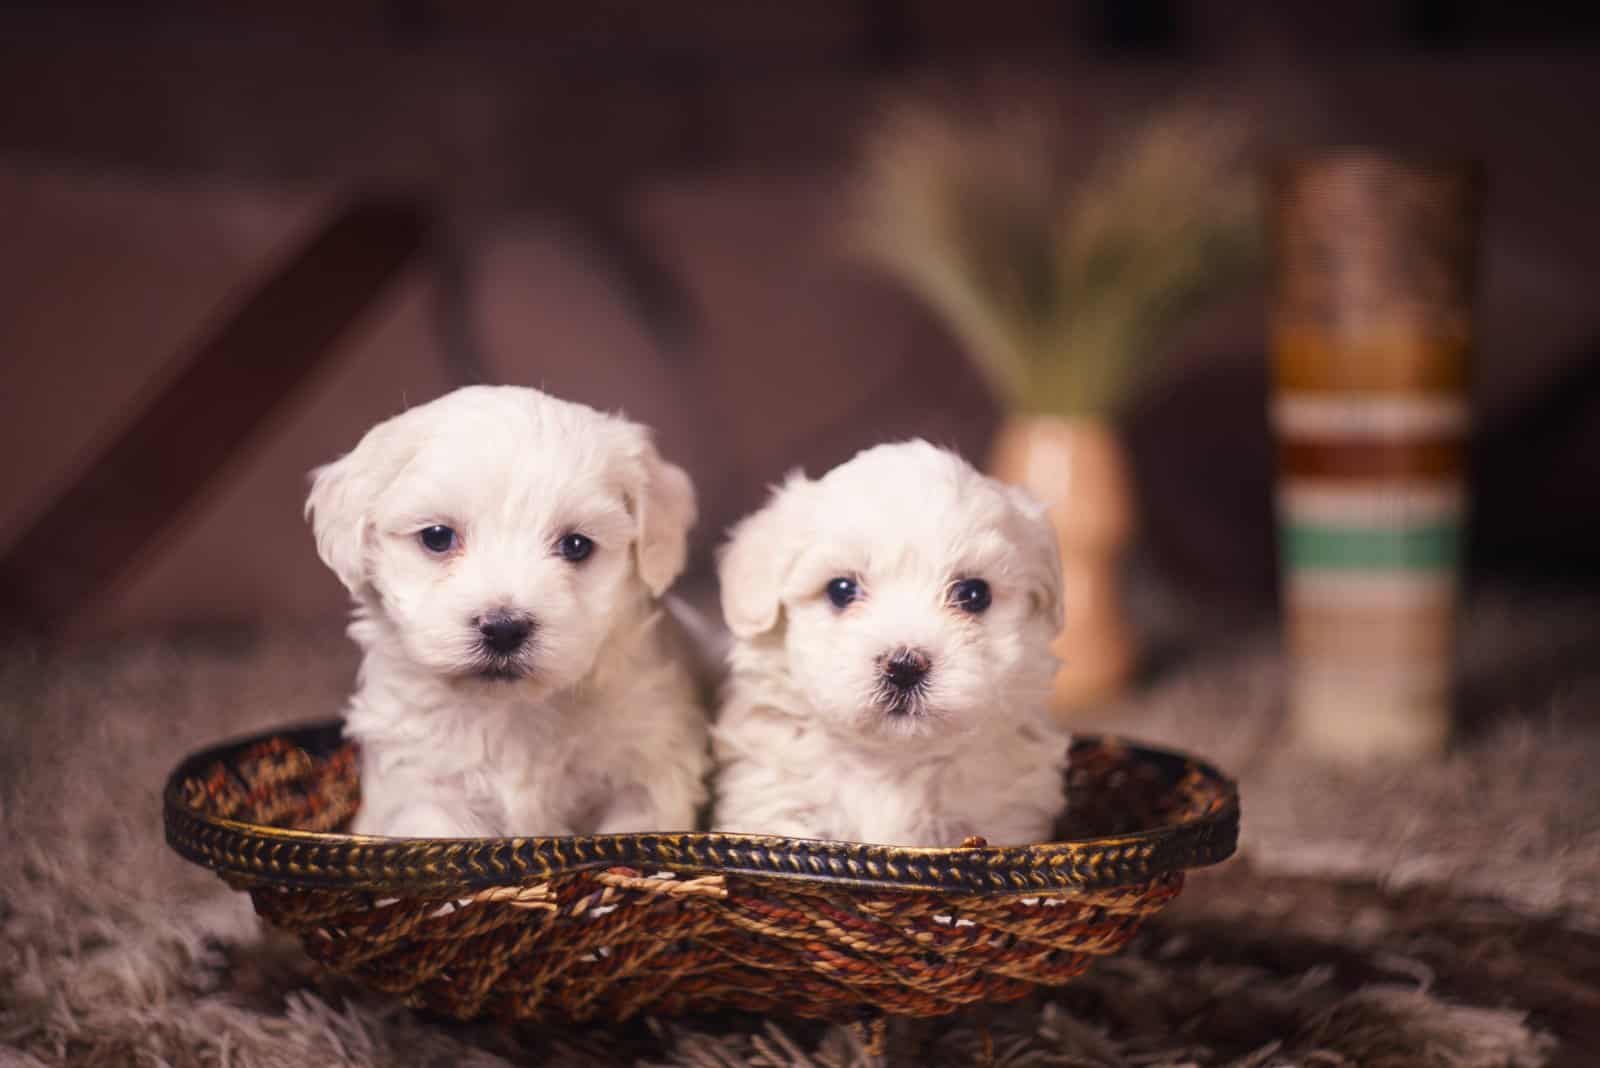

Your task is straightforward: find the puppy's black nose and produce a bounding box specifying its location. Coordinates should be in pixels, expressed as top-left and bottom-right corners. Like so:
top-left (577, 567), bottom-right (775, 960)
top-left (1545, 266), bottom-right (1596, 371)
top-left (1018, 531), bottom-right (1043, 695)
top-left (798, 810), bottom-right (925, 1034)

top-left (478, 614), bottom-right (533, 655)
top-left (882, 648), bottom-right (931, 692)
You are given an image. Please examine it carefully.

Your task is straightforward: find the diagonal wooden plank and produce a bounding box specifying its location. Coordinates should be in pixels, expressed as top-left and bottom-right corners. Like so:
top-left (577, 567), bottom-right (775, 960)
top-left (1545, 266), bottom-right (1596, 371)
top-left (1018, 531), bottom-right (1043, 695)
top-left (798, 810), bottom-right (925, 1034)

top-left (0, 198), bottom-right (430, 635)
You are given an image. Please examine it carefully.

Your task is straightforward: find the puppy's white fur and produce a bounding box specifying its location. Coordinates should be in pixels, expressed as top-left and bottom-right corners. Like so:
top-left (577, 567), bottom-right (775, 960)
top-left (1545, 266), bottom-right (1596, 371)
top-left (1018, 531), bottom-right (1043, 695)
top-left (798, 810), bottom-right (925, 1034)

top-left (306, 385), bottom-right (709, 839)
top-left (712, 441), bottom-right (1069, 847)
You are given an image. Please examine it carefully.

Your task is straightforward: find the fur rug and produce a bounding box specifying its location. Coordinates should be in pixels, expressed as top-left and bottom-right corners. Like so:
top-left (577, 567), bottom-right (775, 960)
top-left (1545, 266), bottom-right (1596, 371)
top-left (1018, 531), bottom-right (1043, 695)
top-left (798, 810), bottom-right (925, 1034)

top-left (1100, 587), bottom-right (1600, 927)
top-left (3, 589), bottom-right (1595, 1067)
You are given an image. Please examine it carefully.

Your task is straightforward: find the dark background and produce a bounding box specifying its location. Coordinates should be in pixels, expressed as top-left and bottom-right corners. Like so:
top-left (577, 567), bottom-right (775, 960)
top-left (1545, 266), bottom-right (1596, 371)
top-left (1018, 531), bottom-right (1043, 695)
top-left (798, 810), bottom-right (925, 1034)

top-left (1, 0), bottom-right (1597, 638)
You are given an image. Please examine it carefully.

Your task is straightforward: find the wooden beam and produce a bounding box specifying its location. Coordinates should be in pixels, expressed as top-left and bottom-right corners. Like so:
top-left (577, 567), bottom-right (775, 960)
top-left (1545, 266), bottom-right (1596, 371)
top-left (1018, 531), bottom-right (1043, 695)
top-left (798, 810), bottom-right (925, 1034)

top-left (0, 198), bottom-right (430, 636)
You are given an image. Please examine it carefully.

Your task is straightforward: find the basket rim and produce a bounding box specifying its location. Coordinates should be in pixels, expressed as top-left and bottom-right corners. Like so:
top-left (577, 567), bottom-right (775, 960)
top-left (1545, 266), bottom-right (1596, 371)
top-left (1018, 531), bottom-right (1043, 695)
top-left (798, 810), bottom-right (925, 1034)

top-left (164, 719), bottom-right (1239, 897)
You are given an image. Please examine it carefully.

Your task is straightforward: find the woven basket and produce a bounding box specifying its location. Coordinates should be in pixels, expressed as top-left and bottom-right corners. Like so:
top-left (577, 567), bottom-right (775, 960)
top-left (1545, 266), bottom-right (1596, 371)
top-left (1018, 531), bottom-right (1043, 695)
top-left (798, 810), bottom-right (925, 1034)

top-left (164, 720), bottom-right (1238, 1025)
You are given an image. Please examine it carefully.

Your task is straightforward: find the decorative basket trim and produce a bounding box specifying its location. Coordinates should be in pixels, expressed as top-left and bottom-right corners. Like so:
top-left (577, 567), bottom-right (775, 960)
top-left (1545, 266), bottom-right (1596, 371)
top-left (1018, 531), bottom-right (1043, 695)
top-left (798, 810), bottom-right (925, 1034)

top-left (164, 720), bottom-right (1239, 897)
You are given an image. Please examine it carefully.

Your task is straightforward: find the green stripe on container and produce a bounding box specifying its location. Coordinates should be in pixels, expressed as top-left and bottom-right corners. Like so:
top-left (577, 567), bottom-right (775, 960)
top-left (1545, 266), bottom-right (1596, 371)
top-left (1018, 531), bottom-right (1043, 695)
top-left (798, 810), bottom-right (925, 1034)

top-left (1283, 521), bottom-right (1461, 571)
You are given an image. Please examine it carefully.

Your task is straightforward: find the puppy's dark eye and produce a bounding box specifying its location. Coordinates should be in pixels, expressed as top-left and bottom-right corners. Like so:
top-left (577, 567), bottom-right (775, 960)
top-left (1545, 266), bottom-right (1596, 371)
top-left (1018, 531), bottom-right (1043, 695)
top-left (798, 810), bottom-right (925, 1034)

top-left (557, 533), bottom-right (595, 563)
top-left (951, 578), bottom-right (991, 615)
top-left (825, 577), bottom-right (859, 609)
top-left (418, 525), bottom-right (457, 554)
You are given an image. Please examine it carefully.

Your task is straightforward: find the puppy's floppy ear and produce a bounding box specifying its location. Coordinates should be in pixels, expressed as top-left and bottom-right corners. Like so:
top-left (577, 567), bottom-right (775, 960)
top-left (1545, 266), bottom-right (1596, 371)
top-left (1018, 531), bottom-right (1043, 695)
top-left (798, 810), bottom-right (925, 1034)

top-left (1006, 485), bottom-right (1066, 630)
top-left (718, 472), bottom-right (811, 639)
top-left (304, 413), bottom-right (418, 595)
top-left (626, 433), bottom-right (698, 597)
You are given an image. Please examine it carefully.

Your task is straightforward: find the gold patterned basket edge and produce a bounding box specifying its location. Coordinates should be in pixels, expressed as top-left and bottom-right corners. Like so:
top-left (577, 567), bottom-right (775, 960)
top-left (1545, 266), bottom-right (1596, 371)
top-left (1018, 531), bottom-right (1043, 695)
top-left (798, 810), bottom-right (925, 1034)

top-left (163, 719), bottom-right (1240, 897)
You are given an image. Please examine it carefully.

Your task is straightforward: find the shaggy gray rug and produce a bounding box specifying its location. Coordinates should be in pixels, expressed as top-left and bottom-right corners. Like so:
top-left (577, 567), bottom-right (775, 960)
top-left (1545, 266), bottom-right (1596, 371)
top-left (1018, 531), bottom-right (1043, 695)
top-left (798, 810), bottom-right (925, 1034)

top-left (3, 589), bottom-right (1596, 1067)
top-left (1098, 588), bottom-right (1600, 927)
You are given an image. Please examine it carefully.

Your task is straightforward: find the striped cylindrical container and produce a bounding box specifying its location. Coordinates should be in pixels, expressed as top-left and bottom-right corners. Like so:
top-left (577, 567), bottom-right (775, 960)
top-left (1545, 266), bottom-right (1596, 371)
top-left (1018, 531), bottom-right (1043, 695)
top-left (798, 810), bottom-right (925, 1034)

top-left (1270, 153), bottom-right (1482, 761)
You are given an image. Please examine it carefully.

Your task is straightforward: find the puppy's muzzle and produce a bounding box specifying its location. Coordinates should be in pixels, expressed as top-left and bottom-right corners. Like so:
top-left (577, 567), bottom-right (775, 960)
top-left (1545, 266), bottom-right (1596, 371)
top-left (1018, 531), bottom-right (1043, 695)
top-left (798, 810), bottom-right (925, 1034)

top-left (880, 648), bottom-right (932, 694)
top-left (477, 613), bottom-right (535, 655)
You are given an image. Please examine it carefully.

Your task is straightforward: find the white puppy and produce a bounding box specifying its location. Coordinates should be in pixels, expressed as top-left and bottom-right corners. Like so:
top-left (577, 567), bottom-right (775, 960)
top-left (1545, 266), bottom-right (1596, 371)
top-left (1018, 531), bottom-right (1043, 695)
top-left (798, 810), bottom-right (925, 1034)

top-left (306, 385), bottom-right (709, 839)
top-left (712, 440), bottom-right (1069, 847)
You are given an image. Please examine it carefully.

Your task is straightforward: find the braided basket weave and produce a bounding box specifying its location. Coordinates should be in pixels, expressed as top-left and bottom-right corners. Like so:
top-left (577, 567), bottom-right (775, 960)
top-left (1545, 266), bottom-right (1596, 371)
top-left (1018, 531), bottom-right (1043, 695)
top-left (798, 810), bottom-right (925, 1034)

top-left (164, 721), bottom-right (1238, 1024)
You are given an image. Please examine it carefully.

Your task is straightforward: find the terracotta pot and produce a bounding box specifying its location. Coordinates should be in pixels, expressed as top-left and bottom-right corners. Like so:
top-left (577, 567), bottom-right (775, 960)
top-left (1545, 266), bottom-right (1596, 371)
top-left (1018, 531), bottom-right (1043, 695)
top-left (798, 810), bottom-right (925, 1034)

top-left (990, 416), bottom-right (1137, 720)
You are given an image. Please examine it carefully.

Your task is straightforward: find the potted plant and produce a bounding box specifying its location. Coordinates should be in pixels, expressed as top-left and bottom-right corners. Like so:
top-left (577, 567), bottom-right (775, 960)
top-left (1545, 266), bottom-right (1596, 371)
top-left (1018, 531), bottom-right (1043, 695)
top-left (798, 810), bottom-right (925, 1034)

top-left (853, 100), bottom-right (1260, 716)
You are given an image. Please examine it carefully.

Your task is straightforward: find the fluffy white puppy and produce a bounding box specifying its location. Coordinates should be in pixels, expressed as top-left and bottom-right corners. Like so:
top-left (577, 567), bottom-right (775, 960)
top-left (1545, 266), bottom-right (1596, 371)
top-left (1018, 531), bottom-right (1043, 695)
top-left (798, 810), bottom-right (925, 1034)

top-left (306, 385), bottom-right (709, 839)
top-left (712, 440), bottom-right (1069, 847)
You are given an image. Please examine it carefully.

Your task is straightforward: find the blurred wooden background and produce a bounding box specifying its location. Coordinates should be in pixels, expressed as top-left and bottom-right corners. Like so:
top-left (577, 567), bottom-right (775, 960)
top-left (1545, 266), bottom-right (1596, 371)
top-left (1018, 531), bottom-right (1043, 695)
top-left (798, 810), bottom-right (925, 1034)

top-left (1, 1), bottom-right (1597, 636)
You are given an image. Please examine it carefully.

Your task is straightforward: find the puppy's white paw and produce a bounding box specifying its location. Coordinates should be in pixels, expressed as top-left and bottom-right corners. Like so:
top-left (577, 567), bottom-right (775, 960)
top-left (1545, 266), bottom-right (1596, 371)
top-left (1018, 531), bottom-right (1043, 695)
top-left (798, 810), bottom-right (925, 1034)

top-left (714, 812), bottom-right (830, 841)
top-left (591, 784), bottom-right (696, 835)
top-left (362, 803), bottom-right (493, 840)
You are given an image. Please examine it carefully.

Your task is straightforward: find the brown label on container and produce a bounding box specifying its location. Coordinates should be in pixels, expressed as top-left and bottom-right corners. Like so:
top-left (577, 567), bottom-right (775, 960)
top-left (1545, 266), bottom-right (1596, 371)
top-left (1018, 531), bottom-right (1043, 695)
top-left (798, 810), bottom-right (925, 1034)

top-left (1271, 328), bottom-right (1470, 394)
top-left (1279, 438), bottom-right (1465, 480)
